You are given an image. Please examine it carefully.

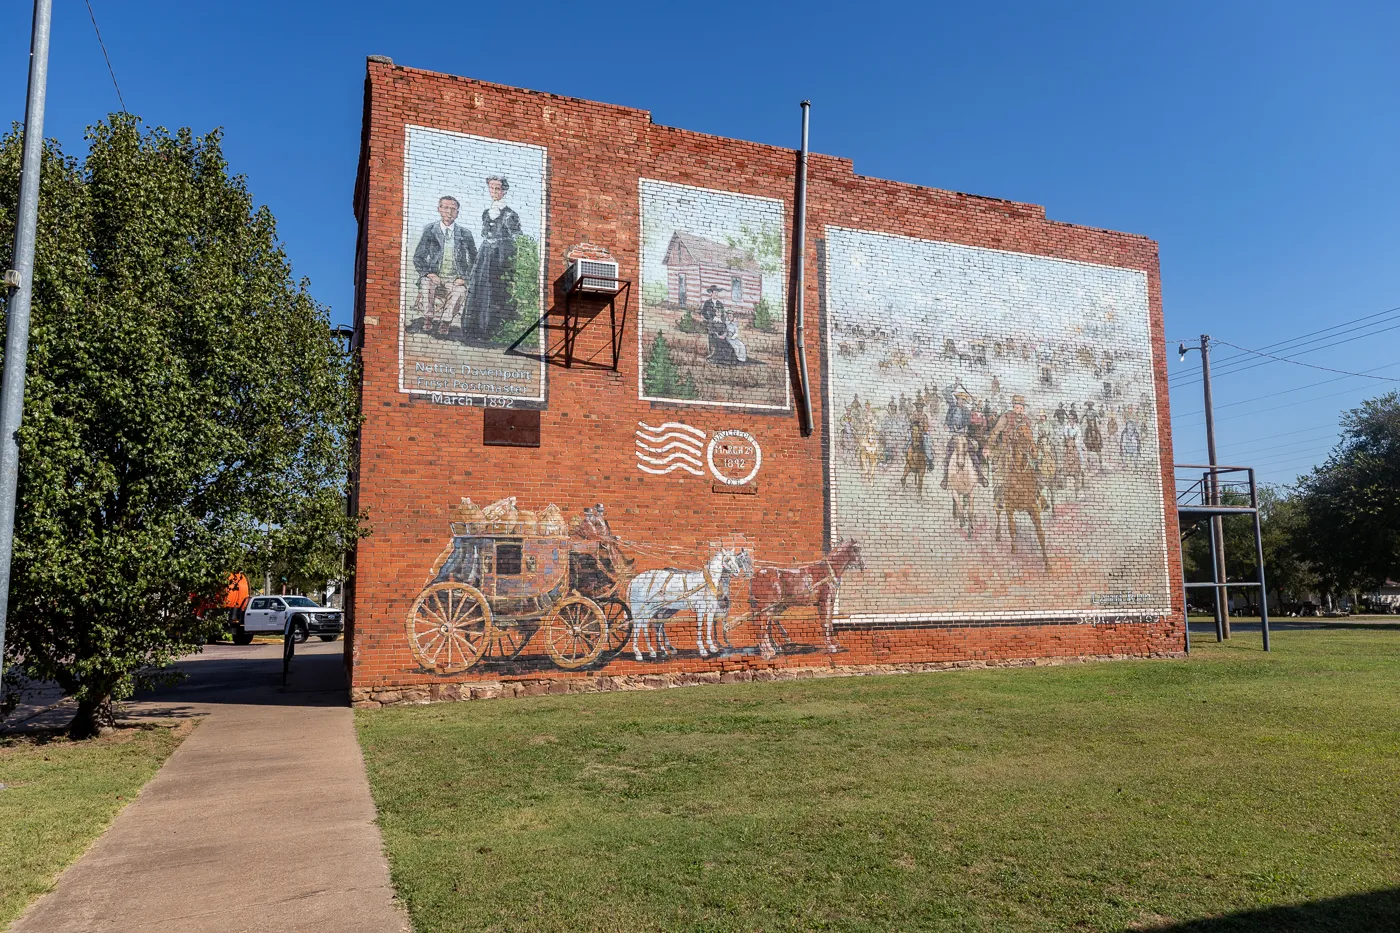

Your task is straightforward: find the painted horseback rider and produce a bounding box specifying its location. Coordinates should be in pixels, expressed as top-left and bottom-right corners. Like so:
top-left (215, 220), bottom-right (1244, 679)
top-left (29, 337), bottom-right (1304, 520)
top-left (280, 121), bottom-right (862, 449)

top-left (941, 381), bottom-right (986, 488)
top-left (987, 395), bottom-right (1037, 478)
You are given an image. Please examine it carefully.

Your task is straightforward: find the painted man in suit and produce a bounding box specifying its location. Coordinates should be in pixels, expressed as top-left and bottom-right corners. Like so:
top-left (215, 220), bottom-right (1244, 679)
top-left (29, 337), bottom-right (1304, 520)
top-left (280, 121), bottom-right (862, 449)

top-left (412, 195), bottom-right (477, 336)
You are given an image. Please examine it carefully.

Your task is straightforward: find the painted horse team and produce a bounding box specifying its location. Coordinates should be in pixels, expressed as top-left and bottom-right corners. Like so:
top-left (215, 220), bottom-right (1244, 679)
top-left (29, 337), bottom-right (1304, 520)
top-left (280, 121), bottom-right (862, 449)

top-left (627, 538), bottom-right (866, 661)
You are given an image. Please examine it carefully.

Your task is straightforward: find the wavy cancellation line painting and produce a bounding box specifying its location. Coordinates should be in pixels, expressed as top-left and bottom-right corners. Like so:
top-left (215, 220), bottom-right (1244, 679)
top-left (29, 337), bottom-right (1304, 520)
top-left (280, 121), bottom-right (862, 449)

top-left (822, 226), bottom-right (1173, 623)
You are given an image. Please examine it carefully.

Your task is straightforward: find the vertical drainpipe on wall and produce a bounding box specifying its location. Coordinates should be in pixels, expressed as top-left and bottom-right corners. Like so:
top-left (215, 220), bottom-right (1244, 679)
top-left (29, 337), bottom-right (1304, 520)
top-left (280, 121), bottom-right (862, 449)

top-left (793, 101), bottom-right (814, 436)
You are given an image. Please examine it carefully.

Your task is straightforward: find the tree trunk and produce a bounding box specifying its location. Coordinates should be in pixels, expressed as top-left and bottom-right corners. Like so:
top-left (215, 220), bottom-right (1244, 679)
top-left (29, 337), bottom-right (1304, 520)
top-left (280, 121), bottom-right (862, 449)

top-left (68, 693), bottom-right (114, 740)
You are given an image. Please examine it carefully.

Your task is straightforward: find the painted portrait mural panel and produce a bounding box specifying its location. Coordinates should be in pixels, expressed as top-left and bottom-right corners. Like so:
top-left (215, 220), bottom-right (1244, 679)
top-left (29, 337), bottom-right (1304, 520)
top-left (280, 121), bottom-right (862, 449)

top-left (638, 180), bottom-right (789, 409)
top-left (823, 226), bottom-right (1172, 622)
top-left (399, 126), bottom-right (547, 406)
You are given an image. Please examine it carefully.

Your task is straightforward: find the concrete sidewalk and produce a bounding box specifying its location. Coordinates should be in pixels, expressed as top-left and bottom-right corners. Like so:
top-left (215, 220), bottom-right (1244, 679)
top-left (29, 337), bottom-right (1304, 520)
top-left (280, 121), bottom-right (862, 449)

top-left (9, 642), bottom-right (409, 933)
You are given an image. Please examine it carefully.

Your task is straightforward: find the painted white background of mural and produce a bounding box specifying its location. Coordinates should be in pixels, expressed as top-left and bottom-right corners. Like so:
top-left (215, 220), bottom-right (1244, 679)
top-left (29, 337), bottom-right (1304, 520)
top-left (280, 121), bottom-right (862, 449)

top-left (824, 225), bottom-right (1171, 622)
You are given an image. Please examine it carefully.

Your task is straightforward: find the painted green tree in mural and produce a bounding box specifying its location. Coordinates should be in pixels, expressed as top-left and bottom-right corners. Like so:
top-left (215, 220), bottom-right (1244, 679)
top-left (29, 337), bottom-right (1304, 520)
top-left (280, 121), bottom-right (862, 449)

top-left (726, 223), bottom-right (783, 276)
top-left (751, 297), bottom-right (776, 332)
top-left (643, 331), bottom-right (696, 399)
top-left (676, 307), bottom-right (704, 333)
top-left (489, 233), bottom-right (541, 345)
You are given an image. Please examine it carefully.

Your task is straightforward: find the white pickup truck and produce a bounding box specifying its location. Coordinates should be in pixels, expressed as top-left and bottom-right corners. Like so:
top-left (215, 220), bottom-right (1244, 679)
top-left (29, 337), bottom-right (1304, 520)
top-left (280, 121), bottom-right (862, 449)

top-left (234, 595), bottom-right (344, 645)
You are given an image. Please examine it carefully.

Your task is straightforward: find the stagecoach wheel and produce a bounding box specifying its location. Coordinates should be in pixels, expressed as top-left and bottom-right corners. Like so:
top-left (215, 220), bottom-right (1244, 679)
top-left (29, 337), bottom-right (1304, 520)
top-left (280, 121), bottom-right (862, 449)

top-left (598, 597), bottom-right (632, 656)
top-left (489, 621), bottom-right (528, 660)
top-left (542, 596), bottom-right (608, 670)
top-left (406, 582), bottom-right (492, 674)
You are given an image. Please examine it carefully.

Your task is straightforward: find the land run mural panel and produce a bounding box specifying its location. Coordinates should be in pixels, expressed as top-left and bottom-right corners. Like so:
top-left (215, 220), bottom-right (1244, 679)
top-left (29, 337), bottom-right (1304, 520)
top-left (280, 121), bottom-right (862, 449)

top-left (823, 226), bottom-right (1172, 623)
top-left (398, 126), bottom-right (547, 406)
top-left (638, 179), bottom-right (790, 409)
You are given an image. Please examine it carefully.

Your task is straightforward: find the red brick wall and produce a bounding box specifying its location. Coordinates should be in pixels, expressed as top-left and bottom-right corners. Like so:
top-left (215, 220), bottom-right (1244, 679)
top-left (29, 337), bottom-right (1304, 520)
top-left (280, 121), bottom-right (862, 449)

top-left (347, 60), bottom-right (1184, 695)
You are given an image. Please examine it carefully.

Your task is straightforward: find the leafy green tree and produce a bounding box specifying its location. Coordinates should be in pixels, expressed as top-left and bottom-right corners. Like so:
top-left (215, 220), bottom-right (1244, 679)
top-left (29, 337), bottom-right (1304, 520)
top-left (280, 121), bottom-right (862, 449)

top-left (1297, 393), bottom-right (1400, 595)
top-left (1254, 487), bottom-right (1317, 608)
top-left (0, 116), bottom-right (362, 737)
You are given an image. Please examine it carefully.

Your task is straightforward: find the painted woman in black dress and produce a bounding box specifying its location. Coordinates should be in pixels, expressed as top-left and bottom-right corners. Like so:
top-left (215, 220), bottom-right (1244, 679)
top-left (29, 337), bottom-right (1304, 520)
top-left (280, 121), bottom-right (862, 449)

top-left (465, 176), bottom-right (523, 341)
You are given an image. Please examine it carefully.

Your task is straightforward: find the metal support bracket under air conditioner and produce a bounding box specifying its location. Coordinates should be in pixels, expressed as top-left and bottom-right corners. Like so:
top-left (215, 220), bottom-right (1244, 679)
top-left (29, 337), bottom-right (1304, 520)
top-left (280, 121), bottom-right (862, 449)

top-left (558, 276), bottom-right (631, 371)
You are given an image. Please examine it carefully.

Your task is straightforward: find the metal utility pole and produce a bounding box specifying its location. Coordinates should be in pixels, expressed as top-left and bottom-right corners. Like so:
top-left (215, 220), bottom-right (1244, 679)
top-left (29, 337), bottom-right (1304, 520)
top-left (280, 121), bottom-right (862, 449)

top-left (1199, 335), bottom-right (1230, 638)
top-left (1181, 334), bottom-right (1230, 640)
top-left (0, 0), bottom-right (54, 676)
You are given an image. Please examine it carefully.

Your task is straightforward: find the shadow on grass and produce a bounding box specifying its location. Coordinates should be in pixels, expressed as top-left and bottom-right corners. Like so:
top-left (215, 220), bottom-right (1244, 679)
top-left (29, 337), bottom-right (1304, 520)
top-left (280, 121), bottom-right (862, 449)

top-left (1137, 887), bottom-right (1400, 932)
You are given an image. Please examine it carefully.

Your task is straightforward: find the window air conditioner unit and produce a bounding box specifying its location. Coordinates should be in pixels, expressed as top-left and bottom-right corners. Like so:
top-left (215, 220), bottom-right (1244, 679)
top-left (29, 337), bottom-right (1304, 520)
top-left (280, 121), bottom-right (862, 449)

top-left (565, 258), bottom-right (620, 293)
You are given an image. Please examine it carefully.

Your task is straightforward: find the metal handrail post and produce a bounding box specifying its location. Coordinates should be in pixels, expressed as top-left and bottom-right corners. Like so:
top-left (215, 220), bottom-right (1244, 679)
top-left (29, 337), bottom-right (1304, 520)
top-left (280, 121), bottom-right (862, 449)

top-left (1182, 590), bottom-right (1191, 654)
top-left (1206, 512), bottom-right (1224, 642)
top-left (1249, 468), bottom-right (1271, 652)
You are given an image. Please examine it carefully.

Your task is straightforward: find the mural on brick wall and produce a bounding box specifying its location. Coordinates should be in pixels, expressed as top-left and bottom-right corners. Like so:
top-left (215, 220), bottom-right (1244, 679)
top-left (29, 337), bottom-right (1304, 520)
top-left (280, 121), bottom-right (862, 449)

top-left (399, 126), bottom-right (547, 407)
top-left (638, 180), bottom-right (789, 409)
top-left (823, 226), bottom-right (1172, 623)
top-left (405, 497), bottom-right (865, 674)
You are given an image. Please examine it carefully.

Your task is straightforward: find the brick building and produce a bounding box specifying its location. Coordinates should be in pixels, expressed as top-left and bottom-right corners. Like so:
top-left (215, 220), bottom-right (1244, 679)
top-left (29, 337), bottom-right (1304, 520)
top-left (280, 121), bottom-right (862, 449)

top-left (346, 58), bottom-right (1184, 706)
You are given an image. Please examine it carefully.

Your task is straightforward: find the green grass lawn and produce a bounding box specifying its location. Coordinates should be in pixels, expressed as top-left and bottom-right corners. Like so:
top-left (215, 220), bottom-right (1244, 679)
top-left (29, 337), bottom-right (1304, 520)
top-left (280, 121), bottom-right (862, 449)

top-left (357, 630), bottom-right (1400, 932)
top-left (0, 722), bottom-right (190, 929)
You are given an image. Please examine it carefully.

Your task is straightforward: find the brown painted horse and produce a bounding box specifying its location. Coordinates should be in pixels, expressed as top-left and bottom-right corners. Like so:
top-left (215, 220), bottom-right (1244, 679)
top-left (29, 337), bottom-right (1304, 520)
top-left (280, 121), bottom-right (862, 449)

top-left (748, 539), bottom-right (865, 659)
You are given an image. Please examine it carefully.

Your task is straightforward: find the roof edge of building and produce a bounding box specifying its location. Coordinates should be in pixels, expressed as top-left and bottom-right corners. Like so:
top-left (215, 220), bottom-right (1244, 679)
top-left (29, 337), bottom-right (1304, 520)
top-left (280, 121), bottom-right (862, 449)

top-left (365, 58), bottom-right (1155, 244)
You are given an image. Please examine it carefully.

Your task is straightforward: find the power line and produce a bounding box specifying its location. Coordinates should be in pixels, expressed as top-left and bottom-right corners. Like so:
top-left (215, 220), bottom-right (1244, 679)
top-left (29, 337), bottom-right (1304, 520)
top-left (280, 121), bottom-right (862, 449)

top-left (1217, 431), bottom-right (1341, 459)
top-left (1170, 419), bottom-right (1345, 463)
top-left (1172, 361), bottom-right (1400, 419)
top-left (1171, 316), bottom-right (1400, 386)
top-left (85, 0), bottom-right (127, 114)
top-left (1184, 384), bottom-right (1371, 426)
top-left (1173, 376), bottom-right (1391, 427)
top-left (1230, 444), bottom-right (1337, 470)
top-left (1216, 420), bottom-right (1346, 443)
top-left (1210, 305), bottom-right (1400, 371)
top-left (1211, 332), bottom-right (1400, 381)
top-left (1168, 304), bottom-right (1400, 388)
top-left (1168, 320), bottom-right (1400, 391)
top-left (1164, 318), bottom-right (1400, 386)
top-left (1226, 443), bottom-right (1338, 467)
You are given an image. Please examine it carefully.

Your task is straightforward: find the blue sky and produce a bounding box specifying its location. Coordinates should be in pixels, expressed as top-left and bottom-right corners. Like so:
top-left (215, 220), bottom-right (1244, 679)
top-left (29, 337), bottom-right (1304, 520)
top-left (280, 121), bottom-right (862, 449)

top-left (1, 1), bottom-right (1396, 486)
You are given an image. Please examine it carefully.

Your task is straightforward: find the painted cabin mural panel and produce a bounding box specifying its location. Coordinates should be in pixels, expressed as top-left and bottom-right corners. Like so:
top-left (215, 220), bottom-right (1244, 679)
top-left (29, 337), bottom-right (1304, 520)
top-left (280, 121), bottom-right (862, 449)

top-left (638, 180), bottom-right (790, 410)
top-left (822, 226), bottom-right (1173, 623)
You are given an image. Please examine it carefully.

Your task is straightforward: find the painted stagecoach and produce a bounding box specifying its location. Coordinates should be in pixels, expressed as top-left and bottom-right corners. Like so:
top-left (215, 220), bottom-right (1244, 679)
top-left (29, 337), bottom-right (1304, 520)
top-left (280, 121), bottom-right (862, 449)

top-left (406, 504), bottom-right (634, 674)
top-left (407, 497), bottom-right (865, 673)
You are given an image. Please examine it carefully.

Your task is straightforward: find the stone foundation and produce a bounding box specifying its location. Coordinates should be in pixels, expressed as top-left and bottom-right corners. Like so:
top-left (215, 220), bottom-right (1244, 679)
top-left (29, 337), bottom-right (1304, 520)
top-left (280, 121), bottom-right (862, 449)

top-left (349, 651), bottom-right (1187, 709)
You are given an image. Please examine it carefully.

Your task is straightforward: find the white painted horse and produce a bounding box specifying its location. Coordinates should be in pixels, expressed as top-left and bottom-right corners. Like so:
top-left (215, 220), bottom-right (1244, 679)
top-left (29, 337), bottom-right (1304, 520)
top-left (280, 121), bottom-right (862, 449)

top-left (628, 547), bottom-right (751, 660)
top-left (945, 433), bottom-right (981, 538)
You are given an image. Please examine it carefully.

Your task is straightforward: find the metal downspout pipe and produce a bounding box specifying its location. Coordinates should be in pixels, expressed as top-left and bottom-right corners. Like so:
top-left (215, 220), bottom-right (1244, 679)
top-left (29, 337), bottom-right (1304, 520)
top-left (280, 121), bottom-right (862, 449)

top-left (792, 101), bottom-right (814, 437)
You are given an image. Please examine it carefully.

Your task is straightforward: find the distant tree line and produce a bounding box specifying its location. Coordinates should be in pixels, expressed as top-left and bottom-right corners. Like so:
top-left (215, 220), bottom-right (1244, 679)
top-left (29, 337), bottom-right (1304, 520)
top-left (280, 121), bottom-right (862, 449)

top-left (1182, 392), bottom-right (1400, 613)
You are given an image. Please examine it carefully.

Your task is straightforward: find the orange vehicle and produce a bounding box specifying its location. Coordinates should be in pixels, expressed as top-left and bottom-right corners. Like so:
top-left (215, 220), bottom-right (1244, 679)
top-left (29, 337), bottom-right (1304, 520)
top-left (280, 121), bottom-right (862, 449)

top-left (195, 574), bottom-right (254, 644)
